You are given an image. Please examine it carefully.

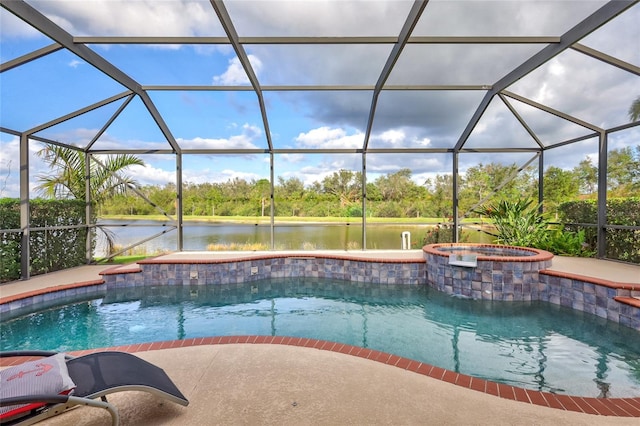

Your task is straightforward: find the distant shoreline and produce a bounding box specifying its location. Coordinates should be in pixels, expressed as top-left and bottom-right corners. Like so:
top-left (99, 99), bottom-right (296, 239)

top-left (98, 215), bottom-right (477, 226)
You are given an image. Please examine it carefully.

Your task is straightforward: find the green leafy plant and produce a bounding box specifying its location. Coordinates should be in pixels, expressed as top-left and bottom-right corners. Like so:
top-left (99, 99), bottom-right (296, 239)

top-left (538, 228), bottom-right (595, 257)
top-left (475, 198), bottom-right (596, 257)
top-left (558, 197), bottom-right (639, 263)
top-left (0, 198), bottom-right (89, 282)
top-left (474, 199), bottom-right (548, 247)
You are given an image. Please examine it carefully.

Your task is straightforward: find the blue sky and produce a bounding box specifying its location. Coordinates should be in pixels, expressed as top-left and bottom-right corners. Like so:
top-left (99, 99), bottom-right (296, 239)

top-left (1, 0), bottom-right (639, 198)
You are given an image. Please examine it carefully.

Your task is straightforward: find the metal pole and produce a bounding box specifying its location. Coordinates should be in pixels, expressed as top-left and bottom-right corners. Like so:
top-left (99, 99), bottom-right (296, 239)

top-left (362, 152), bottom-right (367, 250)
top-left (270, 152), bottom-right (275, 250)
top-left (538, 150), bottom-right (544, 212)
top-left (19, 133), bottom-right (30, 279)
top-left (452, 152), bottom-right (459, 242)
top-left (176, 152), bottom-right (183, 251)
top-left (597, 131), bottom-right (607, 258)
top-left (85, 153), bottom-right (92, 263)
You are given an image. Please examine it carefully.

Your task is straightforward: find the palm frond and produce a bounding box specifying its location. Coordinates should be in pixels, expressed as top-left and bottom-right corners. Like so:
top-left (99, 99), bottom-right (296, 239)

top-left (629, 96), bottom-right (640, 122)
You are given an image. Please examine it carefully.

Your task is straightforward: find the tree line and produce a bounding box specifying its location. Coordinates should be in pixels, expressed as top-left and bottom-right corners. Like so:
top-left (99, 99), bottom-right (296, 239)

top-left (99, 146), bottom-right (639, 219)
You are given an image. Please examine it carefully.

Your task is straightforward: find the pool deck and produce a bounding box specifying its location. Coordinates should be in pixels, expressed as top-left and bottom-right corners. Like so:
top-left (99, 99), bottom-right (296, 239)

top-left (1, 251), bottom-right (640, 425)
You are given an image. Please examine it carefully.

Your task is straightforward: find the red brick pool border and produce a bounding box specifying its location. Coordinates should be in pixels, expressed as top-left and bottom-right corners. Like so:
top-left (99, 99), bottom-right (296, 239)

top-left (2, 336), bottom-right (639, 417)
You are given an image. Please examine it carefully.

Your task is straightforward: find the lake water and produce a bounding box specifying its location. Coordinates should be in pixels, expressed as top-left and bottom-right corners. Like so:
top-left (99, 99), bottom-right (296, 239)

top-left (96, 219), bottom-right (491, 256)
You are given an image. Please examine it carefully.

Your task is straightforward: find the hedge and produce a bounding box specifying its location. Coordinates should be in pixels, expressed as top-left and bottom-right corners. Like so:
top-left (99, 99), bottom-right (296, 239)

top-left (0, 198), bottom-right (93, 282)
top-left (558, 197), bottom-right (640, 264)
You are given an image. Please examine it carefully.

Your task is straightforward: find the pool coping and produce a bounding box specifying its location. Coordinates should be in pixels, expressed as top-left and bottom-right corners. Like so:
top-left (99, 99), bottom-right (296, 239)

top-left (422, 243), bottom-right (554, 262)
top-left (1, 253), bottom-right (640, 417)
top-left (0, 279), bottom-right (106, 306)
top-left (2, 337), bottom-right (639, 417)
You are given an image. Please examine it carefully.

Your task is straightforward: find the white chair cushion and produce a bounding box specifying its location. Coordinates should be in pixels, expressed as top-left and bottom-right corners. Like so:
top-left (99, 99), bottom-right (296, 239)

top-left (0, 353), bottom-right (76, 420)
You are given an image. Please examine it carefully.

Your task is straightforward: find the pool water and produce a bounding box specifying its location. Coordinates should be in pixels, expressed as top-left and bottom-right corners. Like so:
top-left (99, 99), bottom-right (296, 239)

top-left (2, 278), bottom-right (639, 398)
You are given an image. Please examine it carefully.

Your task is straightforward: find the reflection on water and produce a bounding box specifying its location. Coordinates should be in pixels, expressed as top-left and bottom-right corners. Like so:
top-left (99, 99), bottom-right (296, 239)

top-left (2, 278), bottom-right (640, 398)
top-left (96, 219), bottom-right (491, 255)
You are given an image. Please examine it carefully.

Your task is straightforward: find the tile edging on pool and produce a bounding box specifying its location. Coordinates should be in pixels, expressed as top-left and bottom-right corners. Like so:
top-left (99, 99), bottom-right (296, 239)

top-left (4, 337), bottom-right (638, 417)
top-left (103, 254), bottom-right (640, 292)
top-left (135, 253), bottom-right (426, 265)
top-left (101, 255), bottom-right (429, 289)
top-left (0, 279), bottom-right (106, 306)
top-left (539, 268), bottom-right (639, 291)
top-left (422, 243), bottom-right (554, 262)
top-left (3, 253), bottom-right (639, 329)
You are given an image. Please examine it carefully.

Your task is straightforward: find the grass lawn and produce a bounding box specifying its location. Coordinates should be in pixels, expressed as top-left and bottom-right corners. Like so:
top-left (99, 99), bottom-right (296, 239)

top-left (94, 254), bottom-right (150, 264)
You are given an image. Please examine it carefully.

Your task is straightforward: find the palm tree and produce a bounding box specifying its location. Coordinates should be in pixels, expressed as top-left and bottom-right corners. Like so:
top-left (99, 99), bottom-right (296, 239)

top-left (36, 144), bottom-right (145, 256)
top-left (36, 144), bottom-right (144, 204)
top-left (630, 96), bottom-right (640, 122)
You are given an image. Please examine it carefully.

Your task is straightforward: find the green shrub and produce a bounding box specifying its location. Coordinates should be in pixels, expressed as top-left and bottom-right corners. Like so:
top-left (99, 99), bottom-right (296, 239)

top-left (0, 198), bottom-right (92, 282)
top-left (0, 199), bottom-right (21, 282)
top-left (538, 228), bottom-right (595, 257)
top-left (474, 198), bottom-right (593, 257)
top-left (373, 201), bottom-right (404, 218)
top-left (346, 205), bottom-right (362, 217)
top-left (558, 197), bottom-right (639, 263)
top-left (474, 199), bottom-right (548, 247)
top-left (421, 223), bottom-right (470, 245)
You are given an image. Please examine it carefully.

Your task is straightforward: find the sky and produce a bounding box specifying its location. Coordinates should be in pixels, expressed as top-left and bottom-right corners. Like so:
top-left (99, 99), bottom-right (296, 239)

top-left (1, 0), bottom-right (639, 199)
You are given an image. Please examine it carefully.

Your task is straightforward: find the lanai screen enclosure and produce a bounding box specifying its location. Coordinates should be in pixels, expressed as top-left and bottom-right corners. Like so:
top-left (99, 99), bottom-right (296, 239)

top-left (1, 0), bottom-right (639, 278)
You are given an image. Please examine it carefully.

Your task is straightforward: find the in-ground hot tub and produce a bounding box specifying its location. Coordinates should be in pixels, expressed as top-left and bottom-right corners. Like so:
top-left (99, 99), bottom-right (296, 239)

top-left (423, 243), bottom-right (553, 301)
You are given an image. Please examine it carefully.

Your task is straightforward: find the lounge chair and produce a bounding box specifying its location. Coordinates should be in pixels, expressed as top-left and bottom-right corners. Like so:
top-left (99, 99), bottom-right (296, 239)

top-left (0, 350), bottom-right (188, 425)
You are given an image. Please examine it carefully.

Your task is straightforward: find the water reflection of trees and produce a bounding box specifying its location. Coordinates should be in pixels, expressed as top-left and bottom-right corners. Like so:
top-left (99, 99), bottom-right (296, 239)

top-left (102, 279), bottom-right (640, 396)
top-left (3, 279), bottom-right (640, 397)
top-left (421, 294), bottom-right (640, 396)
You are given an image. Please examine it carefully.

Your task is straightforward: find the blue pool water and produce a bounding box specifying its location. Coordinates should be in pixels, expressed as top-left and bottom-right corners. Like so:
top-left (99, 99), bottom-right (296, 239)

top-left (2, 278), bottom-right (639, 398)
top-left (434, 245), bottom-right (535, 257)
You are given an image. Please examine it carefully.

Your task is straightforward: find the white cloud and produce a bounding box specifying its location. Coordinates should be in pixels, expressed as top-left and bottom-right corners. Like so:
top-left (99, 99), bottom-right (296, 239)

top-left (415, 137), bottom-right (431, 147)
top-left (213, 55), bottom-right (263, 85)
top-left (0, 9), bottom-right (43, 38)
top-left (366, 152), bottom-right (448, 182)
top-left (177, 123), bottom-right (262, 149)
top-left (379, 129), bottom-right (405, 145)
top-left (414, 1), bottom-right (607, 37)
top-left (279, 153), bottom-right (305, 164)
top-left (585, 153), bottom-right (599, 164)
top-left (128, 164), bottom-right (174, 186)
top-left (224, 0), bottom-right (414, 37)
top-left (295, 165), bottom-right (336, 187)
top-left (39, 124), bottom-right (263, 153)
top-left (508, 50), bottom-right (639, 129)
top-left (28, 0), bottom-right (221, 37)
top-left (3, 0), bottom-right (637, 188)
top-left (0, 137), bottom-right (57, 197)
top-left (380, 131), bottom-right (428, 148)
top-left (183, 168), bottom-right (262, 185)
top-left (0, 138), bottom-right (21, 197)
top-left (548, 60), bottom-right (565, 77)
top-left (295, 127), bottom-right (363, 149)
top-left (0, 125), bottom-right (268, 192)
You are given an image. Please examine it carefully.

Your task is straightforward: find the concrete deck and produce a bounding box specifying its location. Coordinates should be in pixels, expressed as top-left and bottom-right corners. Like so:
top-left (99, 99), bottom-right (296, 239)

top-left (1, 252), bottom-right (639, 425)
top-left (30, 345), bottom-right (639, 426)
top-left (546, 255), bottom-right (640, 284)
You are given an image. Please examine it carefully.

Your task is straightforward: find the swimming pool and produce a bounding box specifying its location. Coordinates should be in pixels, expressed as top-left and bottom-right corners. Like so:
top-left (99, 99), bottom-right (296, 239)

top-left (2, 278), bottom-right (639, 398)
